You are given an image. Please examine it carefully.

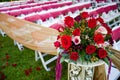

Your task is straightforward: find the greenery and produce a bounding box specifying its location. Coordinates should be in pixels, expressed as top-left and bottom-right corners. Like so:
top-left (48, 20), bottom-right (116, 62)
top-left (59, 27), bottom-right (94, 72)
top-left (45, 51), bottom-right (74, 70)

top-left (0, 0), bottom-right (17, 2)
top-left (0, 35), bottom-right (67, 80)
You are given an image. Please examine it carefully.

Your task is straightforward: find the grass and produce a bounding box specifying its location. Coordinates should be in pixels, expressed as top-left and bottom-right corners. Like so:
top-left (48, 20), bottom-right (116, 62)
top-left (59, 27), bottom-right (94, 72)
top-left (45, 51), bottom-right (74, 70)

top-left (0, 35), bottom-right (67, 80)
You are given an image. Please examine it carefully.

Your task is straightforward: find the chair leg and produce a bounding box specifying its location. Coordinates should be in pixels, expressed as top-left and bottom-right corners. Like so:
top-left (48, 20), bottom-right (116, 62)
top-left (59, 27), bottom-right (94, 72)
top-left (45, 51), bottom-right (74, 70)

top-left (14, 40), bottom-right (24, 51)
top-left (35, 51), bottom-right (58, 71)
top-left (0, 29), bottom-right (6, 37)
top-left (14, 40), bottom-right (17, 46)
top-left (35, 51), bottom-right (40, 61)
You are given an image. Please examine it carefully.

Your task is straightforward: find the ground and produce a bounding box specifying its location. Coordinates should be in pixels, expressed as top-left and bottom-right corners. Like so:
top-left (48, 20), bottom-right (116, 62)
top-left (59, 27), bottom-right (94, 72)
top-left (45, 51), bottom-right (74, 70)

top-left (0, 35), bottom-right (67, 80)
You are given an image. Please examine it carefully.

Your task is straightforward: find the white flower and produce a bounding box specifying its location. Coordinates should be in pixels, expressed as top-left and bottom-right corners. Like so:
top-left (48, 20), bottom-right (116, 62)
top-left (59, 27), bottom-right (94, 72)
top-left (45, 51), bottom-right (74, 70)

top-left (95, 26), bottom-right (108, 34)
top-left (72, 36), bottom-right (81, 45)
top-left (102, 41), bottom-right (110, 47)
top-left (95, 41), bottom-right (109, 48)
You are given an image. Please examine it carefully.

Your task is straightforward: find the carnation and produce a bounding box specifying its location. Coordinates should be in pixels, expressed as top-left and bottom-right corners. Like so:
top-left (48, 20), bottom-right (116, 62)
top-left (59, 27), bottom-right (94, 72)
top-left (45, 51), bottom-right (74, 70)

top-left (95, 26), bottom-right (108, 34)
top-left (72, 36), bottom-right (81, 45)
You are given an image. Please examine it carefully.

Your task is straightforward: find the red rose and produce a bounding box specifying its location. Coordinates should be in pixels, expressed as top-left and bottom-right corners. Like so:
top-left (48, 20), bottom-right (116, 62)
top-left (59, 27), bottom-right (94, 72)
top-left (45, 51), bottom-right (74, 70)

top-left (98, 48), bottom-right (107, 58)
top-left (88, 18), bottom-right (97, 28)
top-left (61, 35), bottom-right (71, 50)
top-left (72, 28), bottom-right (81, 36)
top-left (94, 34), bottom-right (104, 44)
top-left (101, 23), bottom-right (112, 34)
top-left (86, 45), bottom-right (96, 54)
top-left (81, 12), bottom-right (89, 18)
top-left (54, 41), bottom-right (60, 48)
top-left (64, 16), bottom-right (74, 28)
top-left (70, 52), bottom-right (79, 61)
top-left (97, 17), bottom-right (104, 23)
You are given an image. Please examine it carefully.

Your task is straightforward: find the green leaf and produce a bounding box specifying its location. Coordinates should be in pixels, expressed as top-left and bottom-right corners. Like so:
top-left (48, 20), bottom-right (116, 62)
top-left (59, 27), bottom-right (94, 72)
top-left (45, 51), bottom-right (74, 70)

top-left (60, 57), bottom-right (65, 63)
top-left (103, 58), bottom-right (110, 65)
top-left (85, 55), bottom-right (91, 61)
top-left (62, 54), bottom-right (68, 57)
top-left (80, 50), bottom-right (85, 63)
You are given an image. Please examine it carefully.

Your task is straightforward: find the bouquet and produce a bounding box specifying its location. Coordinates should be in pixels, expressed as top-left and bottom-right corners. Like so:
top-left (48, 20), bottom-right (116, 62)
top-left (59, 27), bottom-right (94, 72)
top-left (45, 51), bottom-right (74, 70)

top-left (54, 12), bottom-right (113, 80)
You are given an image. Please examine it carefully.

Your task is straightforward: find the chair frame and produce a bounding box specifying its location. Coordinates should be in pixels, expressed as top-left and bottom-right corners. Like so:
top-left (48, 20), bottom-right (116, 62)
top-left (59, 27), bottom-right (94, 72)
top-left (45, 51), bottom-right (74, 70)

top-left (35, 51), bottom-right (58, 71)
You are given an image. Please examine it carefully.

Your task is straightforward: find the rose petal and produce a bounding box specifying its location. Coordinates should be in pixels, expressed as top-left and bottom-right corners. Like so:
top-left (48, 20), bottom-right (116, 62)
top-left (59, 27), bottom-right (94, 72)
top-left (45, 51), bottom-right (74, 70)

top-left (24, 70), bottom-right (30, 76)
top-left (36, 67), bottom-right (41, 71)
top-left (29, 68), bottom-right (32, 73)
top-left (5, 54), bottom-right (10, 60)
top-left (0, 72), bottom-right (6, 80)
top-left (12, 63), bottom-right (17, 67)
top-left (5, 62), bottom-right (9, 66)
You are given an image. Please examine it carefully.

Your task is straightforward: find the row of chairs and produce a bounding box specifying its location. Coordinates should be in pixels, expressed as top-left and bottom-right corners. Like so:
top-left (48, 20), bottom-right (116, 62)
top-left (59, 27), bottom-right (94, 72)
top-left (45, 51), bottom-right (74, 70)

top-left (101, 10), bottom-right (120, 28)
top-left (112, 25), bottom-right (120, 54)
top-left (0, 0), bottom-right (35, 8)
top-left (24, 2), bottom-right (118, 28)
top-left (23, 2), bottom-right (91, 24)
top-left (0, 1), bottom-right (57, 12)
top-left (87, 3), bottom-right (118, 17)
top-left (1, 1), bottom-right (72, 17)
top-left (14, 1), bottom-right (72, 17)
top-left (84, 2), bottom-right (120, 28)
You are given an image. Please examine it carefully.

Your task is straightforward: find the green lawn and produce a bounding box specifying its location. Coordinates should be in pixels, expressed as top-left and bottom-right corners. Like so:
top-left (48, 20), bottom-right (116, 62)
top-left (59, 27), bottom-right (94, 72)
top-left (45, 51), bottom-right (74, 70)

top-left (0, 35), bottom-right (67, 80)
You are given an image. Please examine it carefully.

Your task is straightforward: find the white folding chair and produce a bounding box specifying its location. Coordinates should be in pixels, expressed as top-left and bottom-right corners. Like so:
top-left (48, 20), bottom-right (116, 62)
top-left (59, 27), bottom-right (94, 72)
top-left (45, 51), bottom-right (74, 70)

top-left (14, 40), bottom-right (24, 51)
top-left (112, 26), bottom-right (120, 51)
top-left (113, 40), bottom-right (120, 51)
top-left (14, 40), bottom-right (58, 71)
top-left (35, 51), bottom-right (58, 71)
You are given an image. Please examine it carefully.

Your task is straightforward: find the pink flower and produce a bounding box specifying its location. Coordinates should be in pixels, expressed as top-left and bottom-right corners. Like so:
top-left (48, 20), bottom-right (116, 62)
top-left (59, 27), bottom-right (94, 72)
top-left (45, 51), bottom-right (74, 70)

top-left (72, 36), bottom-right (81, 45)
top-left (101, 23), bottom-right (112, 34)
top-left (95, 26), bottom-right (107, 34)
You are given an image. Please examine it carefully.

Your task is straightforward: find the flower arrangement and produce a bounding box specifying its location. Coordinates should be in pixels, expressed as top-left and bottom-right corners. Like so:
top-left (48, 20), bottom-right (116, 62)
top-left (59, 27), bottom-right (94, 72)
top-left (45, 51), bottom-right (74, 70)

top-left (54, 12), bottom-right (113, 80)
